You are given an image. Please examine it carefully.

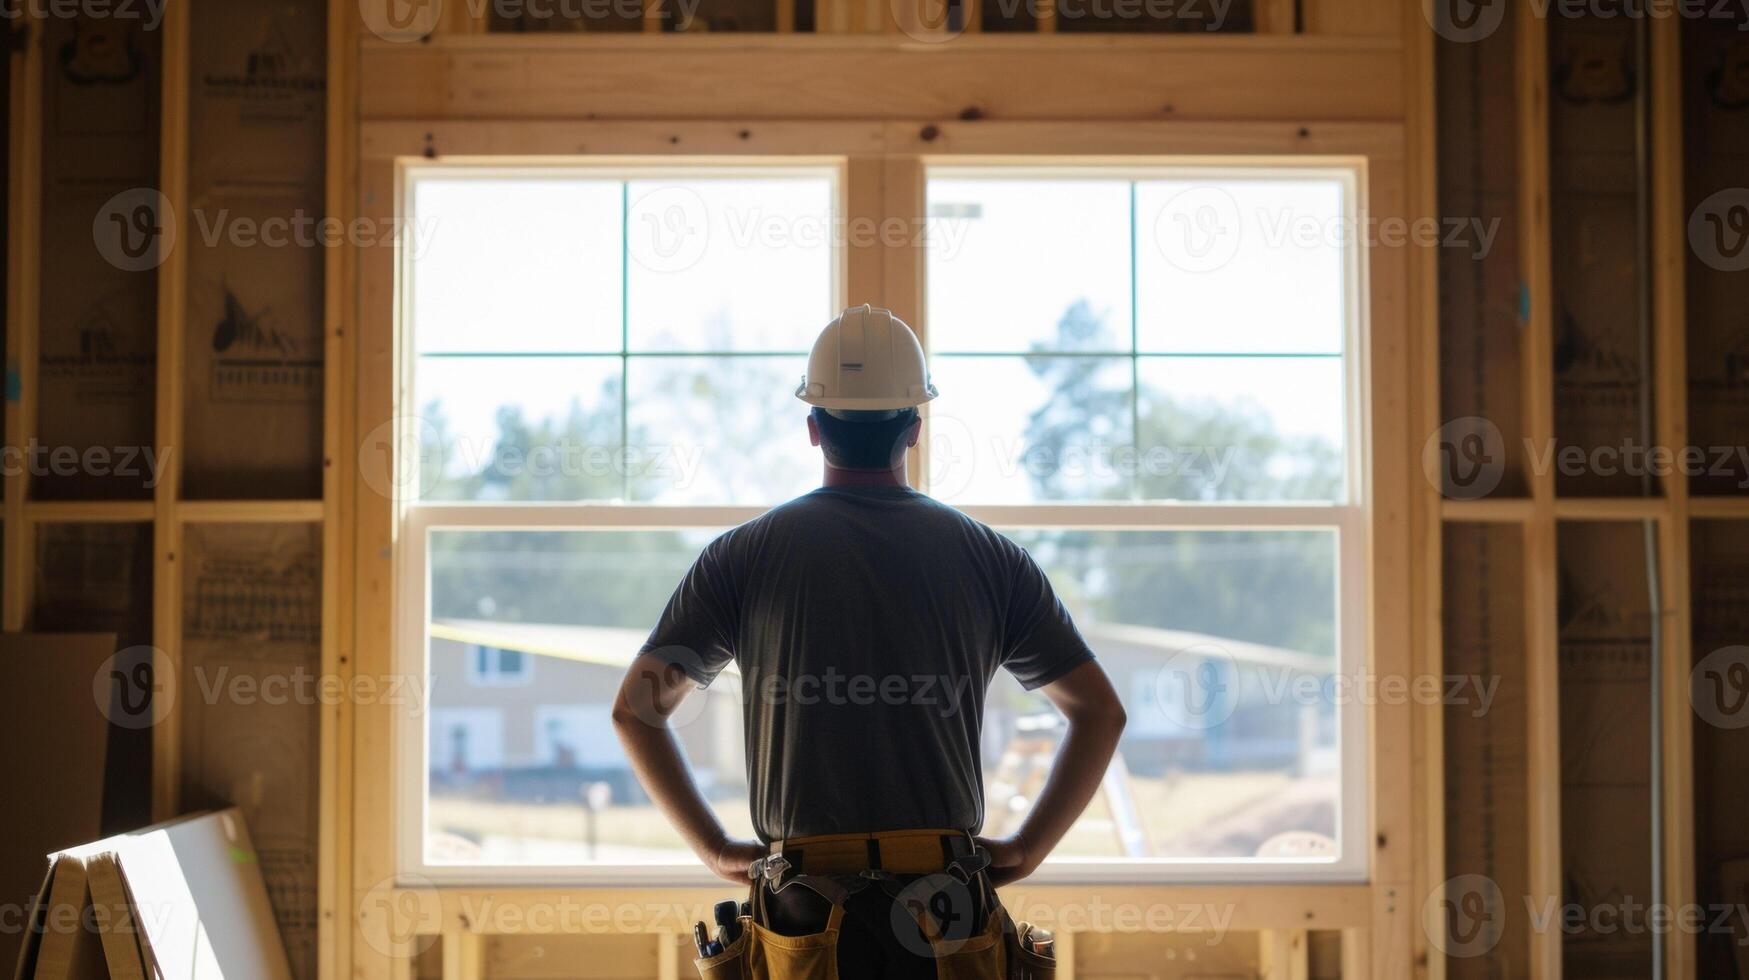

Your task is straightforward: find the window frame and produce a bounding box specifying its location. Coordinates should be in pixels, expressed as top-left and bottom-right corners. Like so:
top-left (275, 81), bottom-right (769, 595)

top-left (389, 155), bottom-right (1373, 887)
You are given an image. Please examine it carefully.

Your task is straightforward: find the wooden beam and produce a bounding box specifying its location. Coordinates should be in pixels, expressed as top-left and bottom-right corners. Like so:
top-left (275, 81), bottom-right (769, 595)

top-left (1442, 498), bottom-right (1536, 524)
top-left (1405, 0), bottom-right (1444, 974)
top-left (1516, 3), bottom-right (1561, 977)
top-left (176, 500), bottom-right (326, 523)
top-left (22, 501), bottom-right (157, 524)
top-left (3, 8), bottom-right (44, 632)
top-left (357, 37), bottom-right (1406, 122)
top-left (1649, 12), bottom-right (1694, 980)
top-left (151, 0), bottom-right (192, 825)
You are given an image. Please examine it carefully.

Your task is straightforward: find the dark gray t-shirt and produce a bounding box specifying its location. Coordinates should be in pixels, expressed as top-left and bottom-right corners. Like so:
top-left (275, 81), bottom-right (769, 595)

top-left (642, 485), bottom-right (1096, 842)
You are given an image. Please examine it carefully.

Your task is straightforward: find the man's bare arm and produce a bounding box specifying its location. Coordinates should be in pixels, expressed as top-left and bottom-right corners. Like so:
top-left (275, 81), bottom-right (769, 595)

top-left (976, 659), bottom-right (1127, 886)
top-left (611, 651), bottom-right (764, 884)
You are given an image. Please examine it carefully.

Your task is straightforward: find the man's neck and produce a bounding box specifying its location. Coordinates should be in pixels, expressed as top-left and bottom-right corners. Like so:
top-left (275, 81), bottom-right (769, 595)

top-left (821, 463), bottom-right (911, 489)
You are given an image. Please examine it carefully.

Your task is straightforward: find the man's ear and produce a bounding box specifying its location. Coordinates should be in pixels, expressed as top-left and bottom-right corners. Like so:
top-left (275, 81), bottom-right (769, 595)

top-left (904, 415), bottom-right (922, 449)
top-left (807, 412), bottom-right (822, 448)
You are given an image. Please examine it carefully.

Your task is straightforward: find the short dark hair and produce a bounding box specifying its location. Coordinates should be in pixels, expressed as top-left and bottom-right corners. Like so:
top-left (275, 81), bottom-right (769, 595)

top-left (811, 407), bottom-right (919, 470)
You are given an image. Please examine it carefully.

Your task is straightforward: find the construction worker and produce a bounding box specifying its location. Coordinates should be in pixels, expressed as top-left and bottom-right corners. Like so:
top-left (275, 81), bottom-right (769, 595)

top-left (613, 305), bottom-right (1127, 980)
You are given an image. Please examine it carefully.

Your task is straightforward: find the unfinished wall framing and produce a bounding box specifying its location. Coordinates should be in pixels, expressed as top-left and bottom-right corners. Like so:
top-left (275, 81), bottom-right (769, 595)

top-left (4, 1), bottom-right (341, 979)
top-left (1430, 4), bottom-right (1745, 980)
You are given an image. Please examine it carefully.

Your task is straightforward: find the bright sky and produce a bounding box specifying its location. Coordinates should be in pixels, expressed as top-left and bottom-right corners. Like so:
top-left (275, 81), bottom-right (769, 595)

top-left (409, 170), bottom-right (1350, 505)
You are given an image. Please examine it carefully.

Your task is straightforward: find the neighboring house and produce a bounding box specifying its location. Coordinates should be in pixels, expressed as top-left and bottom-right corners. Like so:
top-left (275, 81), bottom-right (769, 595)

top-left (429, 617), bottom-right (1335, 812)
top-left (427, 618), bottom-right (745, 808)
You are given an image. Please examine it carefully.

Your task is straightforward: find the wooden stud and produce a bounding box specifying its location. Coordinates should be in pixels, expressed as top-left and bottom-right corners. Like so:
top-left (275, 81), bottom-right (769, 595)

top-left (1340, 927), bottom-right (1371, 978)
top-left (321, 2), bottom-right (359, 979)
top-left (1516, 3), bottom-right (1561, 977)
top-left (441, 929), bottom-right (484, 980)
top-left (1252, 0), bottom-right (1294, 35)
top-left (657, 934), bottom-right (680, 980)
top-left (1052, 928), bottom-right (1074, 980)
top-left (1649, 12), bottom-right (1694, 980)
top-left (151, 0), bottom-right (193, 825)
top-left (1405, 0), bottom-right (1444, 973)
top-left (1259, 929), bottom-right (1309, 980)
top-left (3, 8), bottom-right (44, 632)
top-left (352, 157), bottom-right (401, 980)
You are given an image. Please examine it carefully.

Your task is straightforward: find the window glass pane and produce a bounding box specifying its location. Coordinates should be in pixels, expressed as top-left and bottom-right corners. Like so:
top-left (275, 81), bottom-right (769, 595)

top-left (1135, 178), bottom-right (1347, 355)
top-left (927, 178), bottom-right (1132, 353)
top-left (625, 355), bottom-right (816, 505)
top-left (427, 529), bottom-right (747, 865)
top-left (928, 355), bottom-right (1133, 504)
top-left (412, 179), bottom-right (624, 354)
top-left (414, 357), bottom-right (623, 501)
top-left (626, 177), bottom-right (834, 352)
top-left (1137, 356), bottom-right (1345, 502)
top-left (992, 529), bottom-right (1340, 862)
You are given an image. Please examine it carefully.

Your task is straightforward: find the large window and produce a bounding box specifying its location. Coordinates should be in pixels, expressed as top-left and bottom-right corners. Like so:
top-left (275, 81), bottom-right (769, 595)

top-left (396, 162), bottom-right (1367, 883)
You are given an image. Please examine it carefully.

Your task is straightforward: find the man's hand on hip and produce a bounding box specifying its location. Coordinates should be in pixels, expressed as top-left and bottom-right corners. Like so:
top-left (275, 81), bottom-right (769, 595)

top-left (708, 837), bottom-right (767, 885)
top-left (975, 834), bottom-right (1038, 888)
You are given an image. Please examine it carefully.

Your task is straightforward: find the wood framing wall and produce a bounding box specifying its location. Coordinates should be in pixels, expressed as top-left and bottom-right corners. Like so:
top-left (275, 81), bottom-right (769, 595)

top-left (6, 1), bottom-right (1743, 979)
top-left (1432, 5), bottom-right (1749, 980)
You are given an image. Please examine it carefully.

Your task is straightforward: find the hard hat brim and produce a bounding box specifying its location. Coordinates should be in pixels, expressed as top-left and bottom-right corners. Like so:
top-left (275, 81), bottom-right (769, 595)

top-left (795, 387), bottom-right (938, 411)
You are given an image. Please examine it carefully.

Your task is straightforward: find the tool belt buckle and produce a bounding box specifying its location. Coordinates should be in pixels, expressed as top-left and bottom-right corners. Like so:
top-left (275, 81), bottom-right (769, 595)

top-left (945, 848), bottom-right (991, 885)
top-left (753, 854), bottom-right (791, 884)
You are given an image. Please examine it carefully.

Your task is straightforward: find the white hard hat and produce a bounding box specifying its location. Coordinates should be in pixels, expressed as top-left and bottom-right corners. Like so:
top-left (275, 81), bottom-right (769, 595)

top-left (795, 305), bottom-right (938, 412)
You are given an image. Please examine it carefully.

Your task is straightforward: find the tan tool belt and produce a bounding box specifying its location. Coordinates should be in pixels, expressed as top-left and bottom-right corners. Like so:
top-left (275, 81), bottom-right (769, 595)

top-left (693, 830), bottom-right (1055, 980)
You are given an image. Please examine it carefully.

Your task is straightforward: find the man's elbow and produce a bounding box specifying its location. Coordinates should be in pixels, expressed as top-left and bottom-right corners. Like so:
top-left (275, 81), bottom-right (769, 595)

top-left (611, 690), bottom-right (653, 734)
